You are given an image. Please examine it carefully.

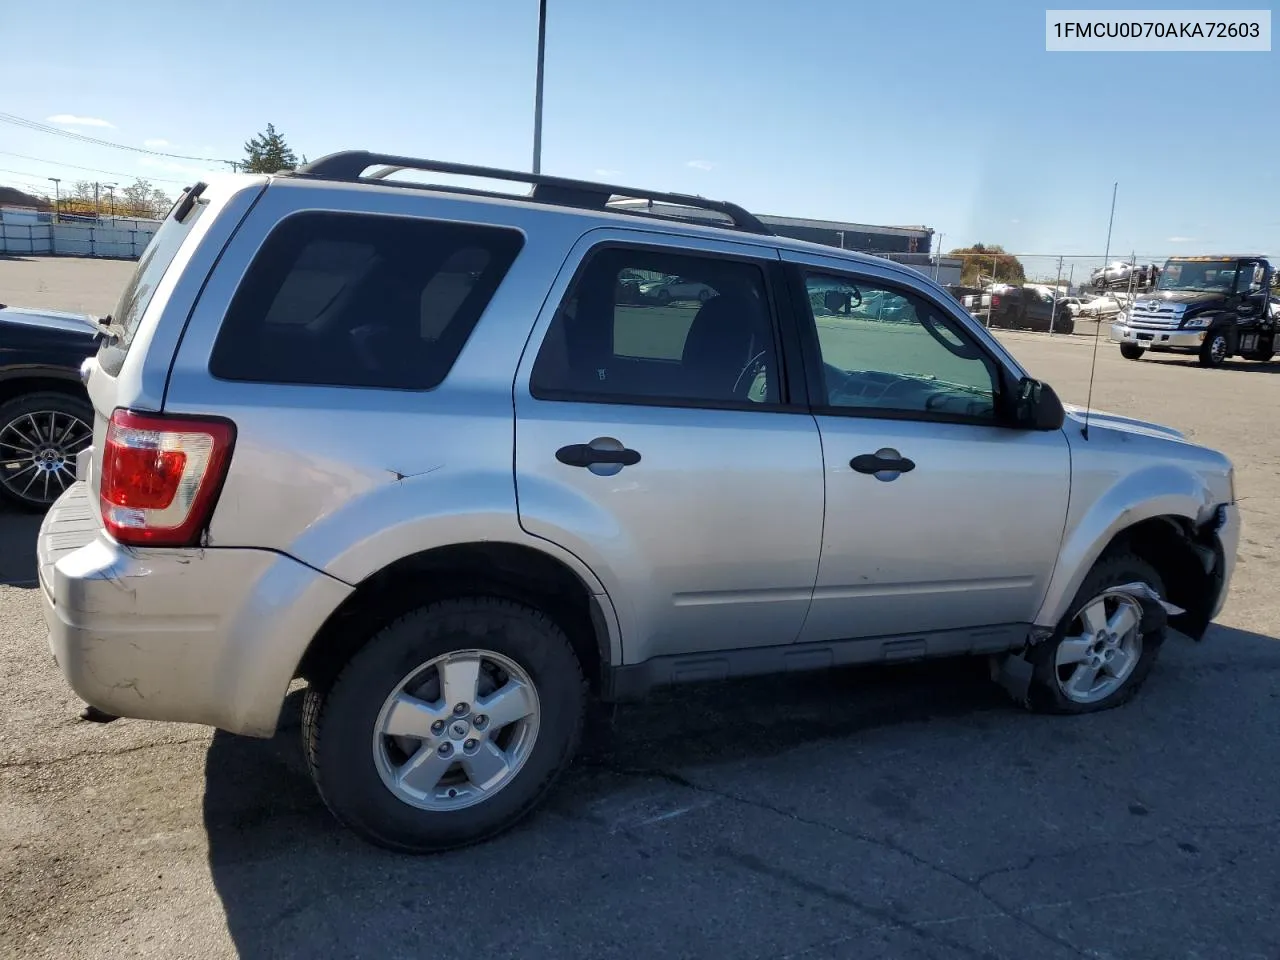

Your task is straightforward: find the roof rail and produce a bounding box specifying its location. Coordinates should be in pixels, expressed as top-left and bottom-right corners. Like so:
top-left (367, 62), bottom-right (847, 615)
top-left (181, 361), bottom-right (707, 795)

top-left (292, 151), bottom-right (773, 236)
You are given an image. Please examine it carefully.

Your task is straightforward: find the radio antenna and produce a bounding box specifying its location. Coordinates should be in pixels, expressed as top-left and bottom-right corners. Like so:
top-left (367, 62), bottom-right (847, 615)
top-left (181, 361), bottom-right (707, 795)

top-left (1082, 181), bottom-right (1118, 441)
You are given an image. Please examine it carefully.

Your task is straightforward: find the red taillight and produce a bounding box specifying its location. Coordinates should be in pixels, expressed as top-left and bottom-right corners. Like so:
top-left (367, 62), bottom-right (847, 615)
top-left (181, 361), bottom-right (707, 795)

top-left (100, 409), bottom-right (236, 547)
top-left (991, 295), bottom-right (1001, 308)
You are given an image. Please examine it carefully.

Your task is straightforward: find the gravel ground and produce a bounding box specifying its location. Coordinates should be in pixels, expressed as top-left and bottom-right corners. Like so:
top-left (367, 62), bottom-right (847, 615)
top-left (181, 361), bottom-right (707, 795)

top-left (1, 256), bottom-right (1278, 960)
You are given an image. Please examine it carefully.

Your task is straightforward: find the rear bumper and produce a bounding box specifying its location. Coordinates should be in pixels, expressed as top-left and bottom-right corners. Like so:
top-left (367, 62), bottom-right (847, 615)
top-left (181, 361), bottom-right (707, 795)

top-left (38, 483), bottom-right (352, 737)
top-left (1111, 323), bottom-right (1205, 349)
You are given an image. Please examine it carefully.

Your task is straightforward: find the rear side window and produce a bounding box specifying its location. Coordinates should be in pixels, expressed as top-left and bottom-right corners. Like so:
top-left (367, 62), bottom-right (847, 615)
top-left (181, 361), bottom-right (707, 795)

top-left (97, 196), bottom-right (207, 377)
top-left (209, 212), bottom-right (523, 390)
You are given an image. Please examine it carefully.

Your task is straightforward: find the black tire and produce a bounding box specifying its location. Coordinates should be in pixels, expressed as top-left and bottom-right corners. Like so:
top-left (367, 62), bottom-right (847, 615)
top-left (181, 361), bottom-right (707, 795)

top-left (1119, 342), bottom-right (1145, 361)
top-left (1027, 553), bottom-right (1166, 715)
top-left (304, 596), bottom-right (586, 853)
top-left (0, 391), bottom-right (93, 512)
top-left (1198, 331), bottom-right (1228, 368)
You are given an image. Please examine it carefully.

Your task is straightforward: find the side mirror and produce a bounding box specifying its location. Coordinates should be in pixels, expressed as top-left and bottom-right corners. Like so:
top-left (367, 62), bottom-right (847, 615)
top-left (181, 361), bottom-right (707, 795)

top-left (1015, 377), bottom-right (1065, 431)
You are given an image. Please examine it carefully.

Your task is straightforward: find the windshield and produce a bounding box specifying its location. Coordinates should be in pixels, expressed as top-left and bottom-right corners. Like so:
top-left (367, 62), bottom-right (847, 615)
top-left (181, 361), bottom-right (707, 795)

top-left (1157, 260), bottom-right (1238, 293)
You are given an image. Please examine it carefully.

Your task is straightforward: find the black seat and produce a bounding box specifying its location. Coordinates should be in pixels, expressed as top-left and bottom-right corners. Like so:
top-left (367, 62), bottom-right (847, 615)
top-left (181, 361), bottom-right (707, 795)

top-left (680, 293), bottom-right (766, 400)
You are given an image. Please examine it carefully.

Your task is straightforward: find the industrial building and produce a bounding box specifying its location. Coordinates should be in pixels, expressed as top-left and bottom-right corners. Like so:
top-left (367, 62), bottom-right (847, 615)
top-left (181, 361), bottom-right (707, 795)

top-left (607, 200), bottom-right (961, 285)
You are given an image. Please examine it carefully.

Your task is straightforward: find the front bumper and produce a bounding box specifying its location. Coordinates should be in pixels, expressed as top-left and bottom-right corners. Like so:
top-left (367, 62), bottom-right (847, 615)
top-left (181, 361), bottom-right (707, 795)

top-left (38, 483), bottom-right (352, 737)
top-left (1110, 323), bottom-right (1206, 349)
top-left (1211, 502), bottom-right (1241, 621)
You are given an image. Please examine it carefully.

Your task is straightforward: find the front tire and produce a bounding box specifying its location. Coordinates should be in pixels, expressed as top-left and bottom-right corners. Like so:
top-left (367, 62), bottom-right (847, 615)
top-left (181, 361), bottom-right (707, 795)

top-left (1027, 554), bottom-right (1166, 714)
top-left (1119, 342), bottom-right (1145, 361)
top-left (304, 597), bottom-right (586, 853)
top-left (1198, 332), bottom-right (1228, 368)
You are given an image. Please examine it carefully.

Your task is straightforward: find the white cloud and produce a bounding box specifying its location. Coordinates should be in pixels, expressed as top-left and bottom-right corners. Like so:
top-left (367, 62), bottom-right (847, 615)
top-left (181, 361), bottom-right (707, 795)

top-left (47, 114), bottom-right (114, 128)
top-left (1167, 236), bottom-right (1196, 243)
top-left (685, 160), bottom-right (715, 171)
top-left (1010, 218), bottom-right (1020, 224)
top-left (143, 138), bottom-right (170, 148)
top-left (594, 168), bottom-right (622, 178)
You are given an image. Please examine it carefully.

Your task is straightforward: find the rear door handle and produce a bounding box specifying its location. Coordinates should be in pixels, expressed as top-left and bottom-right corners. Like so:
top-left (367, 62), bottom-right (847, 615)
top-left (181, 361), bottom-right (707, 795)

top-left (556, 442), bottom-right (641, 468)
top-left (850, 448), bottom-right (915, 478)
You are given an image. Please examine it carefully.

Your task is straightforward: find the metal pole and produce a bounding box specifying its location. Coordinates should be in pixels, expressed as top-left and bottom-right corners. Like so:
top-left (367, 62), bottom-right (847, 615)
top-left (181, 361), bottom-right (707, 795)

top-left (48, 178), bottom-right (60, 224)
top-left (986, 254), bottom-right (997, 327)
top-left (532, 0), bottom-right (547, 174)
top-left (1049, 255), bottom-right (1063, 334)
top-left (933, 233), bottom-right (942, 281)
top-left (93, 182), bottom-right (100, 219)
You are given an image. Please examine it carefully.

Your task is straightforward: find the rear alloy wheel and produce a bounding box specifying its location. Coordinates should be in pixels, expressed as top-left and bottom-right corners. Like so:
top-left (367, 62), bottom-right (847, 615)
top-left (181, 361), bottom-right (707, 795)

top-left (0, 392), bottom-right (94, 512)
top-left (1198, 332), bottom-right (1228, 368)
top-left (1028, 554), bottom-right (1166, 714)
top-left (304, 597), bottom-right (586, 853)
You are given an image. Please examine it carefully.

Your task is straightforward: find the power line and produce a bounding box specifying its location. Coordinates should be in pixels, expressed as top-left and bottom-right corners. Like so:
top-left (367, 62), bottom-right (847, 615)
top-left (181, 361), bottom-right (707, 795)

top-left (0, 151), bottom-right (194, 185)
top-left (0, 112), bottom-right (235, 165)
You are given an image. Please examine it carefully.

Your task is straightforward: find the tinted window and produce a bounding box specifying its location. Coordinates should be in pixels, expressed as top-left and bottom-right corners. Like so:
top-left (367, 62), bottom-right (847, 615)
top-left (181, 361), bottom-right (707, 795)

top-left (804, 273), bottom-right (998, 421)
top-left (209, 212), bottom-right (523, 390)
top-left (97, 195), bottom-right (207, 377)
top-left (530, 248), bottom-right (779, 406)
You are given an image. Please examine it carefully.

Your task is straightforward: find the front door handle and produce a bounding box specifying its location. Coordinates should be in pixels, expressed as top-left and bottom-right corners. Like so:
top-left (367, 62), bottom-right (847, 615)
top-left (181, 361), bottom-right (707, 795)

top-left (850, 448), bottom-right (915, 478)
top-left (556, 441), bottom-right (641, 468)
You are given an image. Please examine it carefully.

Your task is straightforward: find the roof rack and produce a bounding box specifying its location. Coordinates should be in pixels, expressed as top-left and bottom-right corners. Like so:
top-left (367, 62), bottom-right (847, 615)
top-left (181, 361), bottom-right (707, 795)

top-left (292, 151), bottom-right (773, 236)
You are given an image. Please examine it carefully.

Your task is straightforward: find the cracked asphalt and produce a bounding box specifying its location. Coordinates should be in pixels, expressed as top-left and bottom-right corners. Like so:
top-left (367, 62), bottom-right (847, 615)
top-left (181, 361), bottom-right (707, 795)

top-left (2, 257), bottom-right (1279, 959)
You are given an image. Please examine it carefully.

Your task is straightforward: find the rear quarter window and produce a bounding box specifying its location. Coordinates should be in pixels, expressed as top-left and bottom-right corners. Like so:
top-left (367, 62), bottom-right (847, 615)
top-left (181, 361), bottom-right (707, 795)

top-left (208, 211), bottom-right (524, 390)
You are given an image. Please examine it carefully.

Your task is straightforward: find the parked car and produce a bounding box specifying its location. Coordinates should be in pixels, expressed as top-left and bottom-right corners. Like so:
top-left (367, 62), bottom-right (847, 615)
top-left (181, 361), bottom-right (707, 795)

top-left (0, 303), bottom-right (98, 510)
top-left (967, 284), bottom-right (1075, 334)
top-left (38, 156), bottom-right (1240, 853)
top-left (639, 276), bottom-right (717, 303)
top-left (1074, 292), bottom-right (1130, 320)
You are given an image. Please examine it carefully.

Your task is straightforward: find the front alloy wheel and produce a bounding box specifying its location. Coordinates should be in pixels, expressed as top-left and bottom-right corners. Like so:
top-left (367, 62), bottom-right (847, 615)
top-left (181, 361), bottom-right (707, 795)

top-left (0, 392), bottom-right (94, 511)
top-left (1053, 591), bottom-right (1143, 705)
top-left (1028, 553), bottom-right (1166, 714)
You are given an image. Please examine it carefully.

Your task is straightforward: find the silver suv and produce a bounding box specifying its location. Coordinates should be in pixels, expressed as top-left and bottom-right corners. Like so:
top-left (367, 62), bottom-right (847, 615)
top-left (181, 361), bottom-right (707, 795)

top-left (37, 153), bottom-right (1240, 853)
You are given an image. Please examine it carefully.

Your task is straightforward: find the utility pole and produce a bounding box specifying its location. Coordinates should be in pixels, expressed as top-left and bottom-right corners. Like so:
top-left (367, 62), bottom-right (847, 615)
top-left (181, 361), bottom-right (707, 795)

top-left (103, 183), bottom-right (116, 218)
top-left (48, 177), bottom-right (60, 223)
top-left (532, 0), bottom-right (547, 174)
top-left (93, 181), bottom-right (100, 219)
top-left (933, 233), bottom-right (943, 281)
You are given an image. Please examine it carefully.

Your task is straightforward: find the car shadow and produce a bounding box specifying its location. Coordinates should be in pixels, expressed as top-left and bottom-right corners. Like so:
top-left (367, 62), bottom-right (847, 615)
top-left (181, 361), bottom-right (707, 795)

top-left (1140, 355), bottom-right (1280, 374)
top-left (0, 501), bottom-right (42, 587)
top-left (200, 622), bottom-right (1280, 960)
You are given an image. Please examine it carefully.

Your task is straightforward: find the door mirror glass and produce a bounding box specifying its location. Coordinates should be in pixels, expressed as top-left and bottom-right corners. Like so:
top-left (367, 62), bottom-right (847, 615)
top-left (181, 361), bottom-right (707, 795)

top-left (1016, 377), bottom-right (1065, 431)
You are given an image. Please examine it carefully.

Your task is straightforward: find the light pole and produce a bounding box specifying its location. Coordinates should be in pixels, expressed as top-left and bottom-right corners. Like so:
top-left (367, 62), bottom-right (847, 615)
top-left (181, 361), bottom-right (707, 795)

top-left (532, 0), bottom-right (547, 174)
top-left (48, 177), bottom-right (61, 223)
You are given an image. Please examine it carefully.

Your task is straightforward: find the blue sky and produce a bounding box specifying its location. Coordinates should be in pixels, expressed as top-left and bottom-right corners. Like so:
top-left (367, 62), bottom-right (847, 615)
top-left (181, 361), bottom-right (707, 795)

top-left (1, 0), bottom-right (1275, 261)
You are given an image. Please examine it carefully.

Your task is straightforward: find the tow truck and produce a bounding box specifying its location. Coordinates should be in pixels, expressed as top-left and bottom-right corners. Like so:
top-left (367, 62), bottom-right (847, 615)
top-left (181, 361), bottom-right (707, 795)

top-left (1110, 255), bottom-right (1277, 368)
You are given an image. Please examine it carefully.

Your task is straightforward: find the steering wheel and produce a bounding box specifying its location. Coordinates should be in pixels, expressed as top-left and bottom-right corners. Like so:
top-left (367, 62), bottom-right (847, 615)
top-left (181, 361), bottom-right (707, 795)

top-left (733, 350), bottom-right (769, 399)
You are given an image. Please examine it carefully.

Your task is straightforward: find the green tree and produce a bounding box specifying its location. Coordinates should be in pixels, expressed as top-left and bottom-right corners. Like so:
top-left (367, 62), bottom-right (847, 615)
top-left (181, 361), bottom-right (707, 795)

top-left (242, 123), bottom-right (299, 173)
top-left (120, 178), bottom-right (171, 219)
top-left (947, 243), bottom-right (1026, 287)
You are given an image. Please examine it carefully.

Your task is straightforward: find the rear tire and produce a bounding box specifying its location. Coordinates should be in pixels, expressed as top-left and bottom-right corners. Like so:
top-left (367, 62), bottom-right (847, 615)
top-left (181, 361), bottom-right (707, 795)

top-left (0, 391), bottom-right (93, 512)
top-left (1119, 342), bottom-right (1145, 361)
top-left (304, 596), bottom-right (586, 853)
top-left (1027, 554), bottom-right (1166, 715)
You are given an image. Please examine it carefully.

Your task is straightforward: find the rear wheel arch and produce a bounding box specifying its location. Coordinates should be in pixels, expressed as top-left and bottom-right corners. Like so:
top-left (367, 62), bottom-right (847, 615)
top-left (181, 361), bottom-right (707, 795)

top-left (296, 541), bottom-right (617, 697)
